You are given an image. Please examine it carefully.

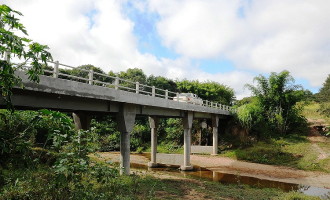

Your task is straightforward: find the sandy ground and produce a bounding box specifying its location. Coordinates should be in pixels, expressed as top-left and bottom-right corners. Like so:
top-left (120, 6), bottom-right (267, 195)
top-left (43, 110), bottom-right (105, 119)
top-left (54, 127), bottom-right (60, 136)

top-left (95, 151), bottom-right (330, 189)
top-left (190, 155), bottom-right (330, 189)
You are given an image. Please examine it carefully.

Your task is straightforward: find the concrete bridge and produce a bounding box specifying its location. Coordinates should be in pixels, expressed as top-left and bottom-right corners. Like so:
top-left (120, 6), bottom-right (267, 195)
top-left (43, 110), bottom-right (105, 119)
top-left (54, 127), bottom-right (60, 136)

top-left (0, 61), bottom-right (233, 175)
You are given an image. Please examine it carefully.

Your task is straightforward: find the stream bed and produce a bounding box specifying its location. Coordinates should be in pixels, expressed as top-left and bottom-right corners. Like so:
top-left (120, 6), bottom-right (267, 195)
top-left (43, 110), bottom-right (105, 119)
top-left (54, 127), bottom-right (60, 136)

top-left (127, 153), bottom-right (330, 199)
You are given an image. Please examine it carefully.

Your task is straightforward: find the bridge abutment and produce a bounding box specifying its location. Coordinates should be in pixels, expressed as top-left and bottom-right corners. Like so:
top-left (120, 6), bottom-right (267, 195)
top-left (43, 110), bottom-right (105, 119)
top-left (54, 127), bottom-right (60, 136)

top-left (211, 115), bottom-right (219, 155)
top-left (181, 111), bottom-right (194, 171)
top-left (148, 116), bottom-right (159, 168)
top-left (117, 103), bottom-right (136, 175)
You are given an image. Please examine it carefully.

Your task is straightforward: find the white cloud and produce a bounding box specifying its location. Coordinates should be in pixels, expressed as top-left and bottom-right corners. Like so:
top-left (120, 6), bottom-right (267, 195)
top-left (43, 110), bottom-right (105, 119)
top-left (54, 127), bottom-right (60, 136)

top-left (149, 0), bottom-right (330, 88)
top-left (6, 0), bottom-right (327, 99)
top-left (3, 0), bottom-right (187, 79)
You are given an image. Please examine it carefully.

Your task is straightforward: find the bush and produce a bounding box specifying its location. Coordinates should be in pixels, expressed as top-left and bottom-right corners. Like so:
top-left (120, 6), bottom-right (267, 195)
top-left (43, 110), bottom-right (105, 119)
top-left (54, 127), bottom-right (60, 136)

top-left (243, 71), bottom-right (308, 137)
top-left (0, 110), bottom-right (38, 167)
top-left (90, 116), bottom-right (120, 151)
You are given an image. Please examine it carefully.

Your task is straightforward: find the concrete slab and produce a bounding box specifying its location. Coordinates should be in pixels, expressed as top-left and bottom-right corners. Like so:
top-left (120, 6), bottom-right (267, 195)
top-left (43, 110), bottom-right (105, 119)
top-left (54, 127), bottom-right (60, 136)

top-left (191, 145), bottom-right (213, 154)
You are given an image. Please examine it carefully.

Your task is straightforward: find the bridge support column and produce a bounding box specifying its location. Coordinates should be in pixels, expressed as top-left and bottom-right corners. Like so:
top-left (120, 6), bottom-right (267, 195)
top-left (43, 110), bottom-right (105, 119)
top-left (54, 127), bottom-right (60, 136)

top-left (211, 115), bottom-right (219, 155)
top-left (148, 116), bottom-right (159, 168)
top-left (181, 111), bottom-right (193, 171)
top-left (72, 112), bottom-right (91, 130)
top-left (117, 104), bottom-right (136, 175)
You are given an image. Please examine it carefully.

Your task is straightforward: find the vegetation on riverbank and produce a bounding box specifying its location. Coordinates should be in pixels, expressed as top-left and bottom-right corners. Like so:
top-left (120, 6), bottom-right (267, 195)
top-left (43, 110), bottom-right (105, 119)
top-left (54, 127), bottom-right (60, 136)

top-left (221, 135), bottom-right (330, 172)
top-left (1, 163), bottom-right (320, 200)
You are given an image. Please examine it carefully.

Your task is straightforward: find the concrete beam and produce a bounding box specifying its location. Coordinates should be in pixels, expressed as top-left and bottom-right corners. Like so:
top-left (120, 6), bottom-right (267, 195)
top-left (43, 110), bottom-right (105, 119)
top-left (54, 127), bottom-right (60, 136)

top-left (117, 103), bottom-right (137, 175)
top-left (14, 71), bottom-right (231, 116)
top-left (2, 89), bottom-right (120, 113)
top-left (139, 105), bottom-right (184, 118)
top-left (211, 115), bottom-right (219, 155)
top-left (148, 116), bottom-right (159, 168)
top-left (181, 111), bottom-right (194, 171)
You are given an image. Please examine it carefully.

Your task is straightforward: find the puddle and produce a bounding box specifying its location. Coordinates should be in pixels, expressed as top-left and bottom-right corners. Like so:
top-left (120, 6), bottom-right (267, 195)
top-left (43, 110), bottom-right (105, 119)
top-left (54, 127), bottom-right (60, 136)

top-left (128, 153), bottom-right (330, 199)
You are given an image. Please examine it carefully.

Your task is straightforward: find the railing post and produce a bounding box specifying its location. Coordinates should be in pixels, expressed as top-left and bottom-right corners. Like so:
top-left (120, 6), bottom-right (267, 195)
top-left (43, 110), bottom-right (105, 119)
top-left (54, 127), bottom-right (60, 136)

top-left (136, 82), bottom-right (139, 94)
top-left (206, 100), bottom-right (209, 107)
top-left (88, 70), bottom-right (93, 85)
top-left (115, 77), bottom-right (119, 90)
top-left (219, 104), bottom-right (222, 110)
top-left (53, 61), bottom-right (59, 78)
top-left (152, 86), bottom-right (156, 97)
top-left (165, 90), bottom-right (168, 99)
top-left (176, 93), bottom-right (179, 101)
top-left (215, 103), bottom-right (218, 108)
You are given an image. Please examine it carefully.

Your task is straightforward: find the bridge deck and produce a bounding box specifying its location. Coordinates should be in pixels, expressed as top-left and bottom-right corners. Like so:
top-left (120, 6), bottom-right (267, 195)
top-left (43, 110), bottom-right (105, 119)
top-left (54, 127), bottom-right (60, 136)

top-left (1, 71), bottom-right (232, 118)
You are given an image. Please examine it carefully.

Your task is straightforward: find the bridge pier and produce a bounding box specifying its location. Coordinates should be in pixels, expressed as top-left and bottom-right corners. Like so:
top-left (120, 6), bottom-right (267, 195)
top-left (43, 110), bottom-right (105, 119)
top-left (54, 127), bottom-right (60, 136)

top-left (148, 116), bottom-right (159, 168)
top-left (72, 112), bottom-right (91, 130)
top-left (117, 103), bottom-right (136, 175)
top-left (212, 115), bottom-right (219, 155)
top-left (181, 111), bottom-right (194, 171)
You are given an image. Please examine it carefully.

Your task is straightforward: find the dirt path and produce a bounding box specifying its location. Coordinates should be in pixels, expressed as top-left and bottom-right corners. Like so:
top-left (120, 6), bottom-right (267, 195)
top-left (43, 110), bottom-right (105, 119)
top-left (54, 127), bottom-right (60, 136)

top-left (95, 152), bottom-right (330, 189)
top-left (312, 143), bottom-right (328, 160)
top-left (308, 136), bottom-right (330, 160)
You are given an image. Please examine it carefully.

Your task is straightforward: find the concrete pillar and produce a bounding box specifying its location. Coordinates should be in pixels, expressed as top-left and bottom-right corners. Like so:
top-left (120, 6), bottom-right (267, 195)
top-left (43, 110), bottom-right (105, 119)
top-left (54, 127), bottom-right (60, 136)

top-left (148, 116), bottom-right (159, 168)
top-left (181, 111), bottom-right (193, 171)
top-left (211, 115), bottom-right (219, 155)
top-left (117, 103), bottom-right (136, 175)
top-left (72, 112), bottom-right (91, 130)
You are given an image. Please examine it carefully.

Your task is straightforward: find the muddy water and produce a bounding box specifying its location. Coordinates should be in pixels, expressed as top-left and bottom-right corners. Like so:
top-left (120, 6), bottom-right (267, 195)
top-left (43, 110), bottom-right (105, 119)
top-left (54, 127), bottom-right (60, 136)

top-left (131, 153), bottom-right (330, 199)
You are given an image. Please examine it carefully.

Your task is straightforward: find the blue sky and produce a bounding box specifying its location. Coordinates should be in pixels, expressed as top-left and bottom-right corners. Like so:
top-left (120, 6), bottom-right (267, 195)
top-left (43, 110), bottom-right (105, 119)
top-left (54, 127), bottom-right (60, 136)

top-left (4, 0), bottom-right (329, 98)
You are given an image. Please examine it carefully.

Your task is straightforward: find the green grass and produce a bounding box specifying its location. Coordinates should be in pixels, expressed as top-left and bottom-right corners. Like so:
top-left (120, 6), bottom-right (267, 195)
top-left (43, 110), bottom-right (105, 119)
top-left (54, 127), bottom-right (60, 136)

top-left (145, 142), bottom-right (184, 154)
top-left (221, 135), bottom-right (330, 172)
top-left (302, 102), bottom-right (330, 124)
top-left (1, 163), bottom-right (321, 200)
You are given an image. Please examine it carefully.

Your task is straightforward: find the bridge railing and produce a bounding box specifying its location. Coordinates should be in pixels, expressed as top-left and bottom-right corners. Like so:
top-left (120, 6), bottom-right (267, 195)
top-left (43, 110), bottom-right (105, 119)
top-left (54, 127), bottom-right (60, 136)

top-left (13, 59), bottom-right (235, 113)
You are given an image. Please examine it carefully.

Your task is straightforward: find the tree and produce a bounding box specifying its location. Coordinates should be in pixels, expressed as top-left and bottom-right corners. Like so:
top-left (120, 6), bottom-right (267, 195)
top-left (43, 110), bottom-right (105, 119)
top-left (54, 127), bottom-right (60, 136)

top-left (147, 75), bottom-right (178, 92)
top-left (317, 74), bottom-right (330, 102)
top-left (317, 74), bottom-right (330, 117)
top-left (118, 68), bottom-right (147, 84)
top-left (245, 71), bottom-right (306, 135)
top-left (0, 4), bottom-right (52, 109)
top-left (176, 80), bottom-right (235, 105)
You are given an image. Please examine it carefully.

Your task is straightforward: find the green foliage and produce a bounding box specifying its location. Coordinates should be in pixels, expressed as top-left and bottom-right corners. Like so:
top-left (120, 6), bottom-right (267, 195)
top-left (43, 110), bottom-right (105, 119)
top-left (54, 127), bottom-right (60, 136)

top-left (0, 109), bottom-right (76, 167)
top-left (235, 99), bottom-right (263, 133)
top-left (90, 116), bottom-right (120, 151)
top-left (0, 4), bottom-right (52, 109)
top-left (277, 192), bottom-right (321, 200)
top-left (177, 79), bottom-right (235, 105)
top-left (147, 75), bottom-right (178, 92)
top-left (316, 74), bottom-right (330, 103)
top-left (163, 118), bottom-right (184, 144)
top-left (71, 64), bottom-right (112, 83)
top-left (245, 71), bottom-right (307, 135)
top-left (118, 68), bottom-right (147, 84)
top-left (316, 75), bottom-right (330, 118)
top-left (222, 135), bottom-right (330, 172)
top-left (131, 120), bottom-right (151, 151)
top-left (0, 110), bottom-right (38, 167)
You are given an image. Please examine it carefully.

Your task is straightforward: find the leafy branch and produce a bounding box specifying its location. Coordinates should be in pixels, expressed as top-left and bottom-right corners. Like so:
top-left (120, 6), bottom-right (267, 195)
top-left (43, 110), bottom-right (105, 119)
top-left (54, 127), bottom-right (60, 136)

top-left (0, 4), bottom-right (52, 110)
